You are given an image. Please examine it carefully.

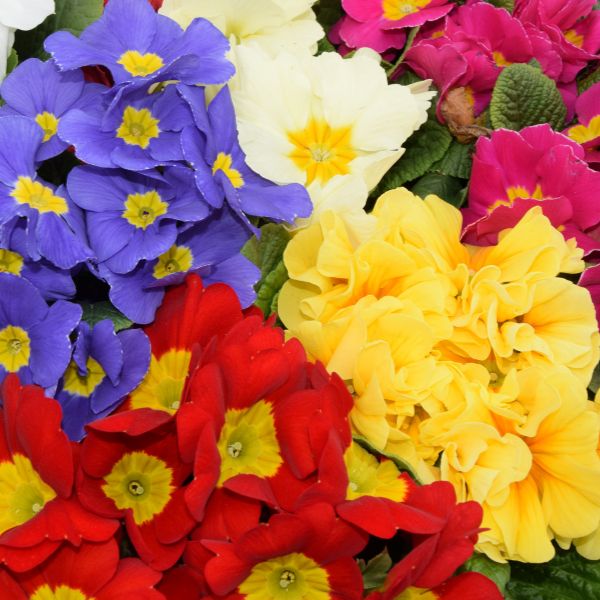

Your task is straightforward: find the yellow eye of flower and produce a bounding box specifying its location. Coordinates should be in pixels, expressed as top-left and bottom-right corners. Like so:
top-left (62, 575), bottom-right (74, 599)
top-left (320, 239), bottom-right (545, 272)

top-left (239, 552), bottom-right (330, 599)
top-left (0, 249), bottom-right (24, 275)
top-left (30, 584), bottom-right (89, 600)
top-left (11, 176), bottom-right (68, 214)
top-left (344, 442), bottom-right (408, 502)
top-left (212, 152), bottom-right (244, 188)
top-left (0, 325), bottom-right (31, 372)
top-left (116, 106), bottom-right (160, 149)
top-left (216, 400), bottom-right (282, 486)
top-left (0, 454), bottom-right (56, 535)
top-left (393, 587), bottom-right (439, 600)
top-left (122, 190), bottom-right (168, 229)
top-left (564, 29), bottom-right (584, 48)
top-left (117, 50), bottom-right (164, 77)
top-left (35, 111), bottom-right (59, 142)
top-left (102, 451), bottom-right (174, 525)
top-left (567, 115), bottom-right (600, 145)
top-left (492, 51), bottom-right (512, 68)
top-left (152, 245), bottom-right (194, 280)
top-left (287, 118), bottom-right (356, 185)
top-left (489, 184), bottom-right (545, 211)
top-left (129, 349), bottom-right (192, 414)
top-left (382, 0), bottom-right (430, 20)
top-left (62, 356), bottom-right (106, 397)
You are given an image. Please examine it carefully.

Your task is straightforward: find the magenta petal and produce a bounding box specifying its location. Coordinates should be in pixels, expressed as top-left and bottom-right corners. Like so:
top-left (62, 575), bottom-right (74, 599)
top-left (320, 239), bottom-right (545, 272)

top-left (338, 14), bottom-right (406, 52)
top-left (380, 4), bottom-right (454, 30)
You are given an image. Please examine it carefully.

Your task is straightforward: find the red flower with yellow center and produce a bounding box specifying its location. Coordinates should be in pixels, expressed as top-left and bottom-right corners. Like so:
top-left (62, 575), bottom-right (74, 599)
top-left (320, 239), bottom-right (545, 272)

top-left (77, 409), bottom-right (195, 570)
top-left (0, 539), bottom-right (164, 599)
top-left (0, 375), bottom-right (117, 572)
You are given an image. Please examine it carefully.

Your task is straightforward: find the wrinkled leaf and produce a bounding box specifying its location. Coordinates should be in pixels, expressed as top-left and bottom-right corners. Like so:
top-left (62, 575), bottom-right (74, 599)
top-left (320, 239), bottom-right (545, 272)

top-left (490, 63), bottom-right (566, 131)
top-left (411, 173), bottom-right (466, 207)
top-left (361, 550), bottom-right (393, 591)
top-left (314, 0), bottom-right (342, 30)
top-left (484, 0), bottom-right (515, 11)
top-left (589, 362), bottom-right (600, 395)
top-left (81, 301), bottom-right (132, 332)
top-left (6, 49), bottom-right (18, 75)
top-left (462, 553), bottom-right (511, 595)
top-left (578, 67), bottom-right (600, 94)
top-left (430, 140), bottom-right (474, 179)
top-left (255, 260), bottom-right (288, 317)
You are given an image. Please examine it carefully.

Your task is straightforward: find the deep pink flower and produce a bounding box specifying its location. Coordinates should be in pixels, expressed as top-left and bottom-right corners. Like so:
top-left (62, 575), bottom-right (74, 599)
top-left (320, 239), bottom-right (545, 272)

top-left (462, 125), bottom-right (600, 254)
top-left (338, 0), bottom-right (453, 52)
top-left (565, 82), bottom-right (600, 164)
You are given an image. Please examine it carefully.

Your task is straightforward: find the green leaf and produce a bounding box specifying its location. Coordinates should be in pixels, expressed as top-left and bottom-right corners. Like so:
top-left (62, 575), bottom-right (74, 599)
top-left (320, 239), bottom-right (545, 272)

top-left (462, 553), bottom-right (511, 594)
top-left (490, 63), bottom-right (567, 131)
top-left (15, 0), bottom-right (104, 60)
top-left (314, 0), bottom-right (342, 30)
top-left (410, 173), bottom-right (466, 207)
top-left (361, 550), bottom-right (393, 591)
top-left (373, 116), bottom-right (452, 196)
top-left (255, 260), bottom-right (288, 317)
top-left (6, 49), bottom-right (18, 75)
top-left (506, 549), bottom-right (600, 600)
top-left (317, 36), bottom-right (336, 55)
top-left (429, 140), bottom-right (474, 180)
top-left (81, 301), bottom-right (133, 332)
top-left (589, 362), bottom-right (600, 395)
top-left (484, 0), bottom-right (515, 11)
top-left (578, 66), bottom-right (600, 94)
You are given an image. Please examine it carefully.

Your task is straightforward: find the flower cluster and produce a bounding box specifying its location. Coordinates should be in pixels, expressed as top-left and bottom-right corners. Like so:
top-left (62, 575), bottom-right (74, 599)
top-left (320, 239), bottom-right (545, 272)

top-left (0, 275), bottom-right (501, 599)
top-left (279, 188), bottom-right (600, 563)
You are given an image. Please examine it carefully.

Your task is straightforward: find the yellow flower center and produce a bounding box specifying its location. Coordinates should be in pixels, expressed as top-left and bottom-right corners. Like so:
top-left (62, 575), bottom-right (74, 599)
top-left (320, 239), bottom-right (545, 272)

top-left (567, 115), bottom-right (600, 145)
top-left (152, 245), bottom-right (193, 280)
top-left (212, 152), bottom-right (244, 188)
top-left (0, 325), bottom-right (30, 372)
top-left (0, 249), bottom-right (24, 275)
top-left (287, 118), bottom-right (356, 185)
top-left (239, 552), bottom-right (330, 600)
top-left (117, 50), bottom-right (165, 77)
top-left (122, 190), bottom-right (168, 229)
top-left (216, 400), bottom-right (283, 486)
top-left (129, 349), bottom-right (192, 415)
top-left (344, 442), bottom-right (408, 502)
top-left (30, 585), bottom-right (89, 600)
top-left (35, 111), bottom-right (60, 142)
top-left (102, 451), bottom-right (174, 525)
top-left (394, 587), bottom-right (439, 600)
top-left (11, 177), bottom-right (68, 214)
top-left (62, 356), bottom-right (106, 397)
top-left (0, 454), bottom-right (56, 535)
top-left (382, 0), bottom-right (430, 20)
top-left (116, 106), bottom-right (160, 149)
top-left (489, 184), bottom-right (545, 212)
top-left (564, 29), bottom-right (584, 48)
top-left (492, 51), bottom-right (512, 67)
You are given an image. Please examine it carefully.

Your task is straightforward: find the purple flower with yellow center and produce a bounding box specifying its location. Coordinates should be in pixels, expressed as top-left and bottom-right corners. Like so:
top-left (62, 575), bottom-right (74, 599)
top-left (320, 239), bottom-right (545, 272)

top-left (44, 0), bottom-right (234, 89)
top-left (0, 58), bottom-right (105, 161)
top-left (180, 85), bottom-right (312, 230)
top-left (0, 116), bottom-right (93, 269)
top-left (98, 207), bottom-right (260, 324)
top-left (0, 273), bottom-right (81, 388)
top-left (67, 165), bottom-right (209, 274)
top-left (565, 82), bottom-right (600, 164)
top-left (0, 219), bottom-right (75, 300)
top-left (55, 319), bottom-right (150, 441)
top-left (58, 85), bottom-right (190, 171)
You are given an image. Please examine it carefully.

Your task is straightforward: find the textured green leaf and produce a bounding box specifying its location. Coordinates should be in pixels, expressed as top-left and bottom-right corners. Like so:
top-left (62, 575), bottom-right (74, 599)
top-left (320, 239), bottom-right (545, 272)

top-left (490, 63), bottom-right (567, 130)
top-left (589, 362), bottom-right (600, 395)
top-left (6, 49), bottom-right (18, 75)
top-left (463, 554), bottom-right (511, 594)
top-left (314, 0), bottom-right (342, 30)
top-left (256, 260), bottom-right (288, 317)
top-left (578, 66), bottom-right (600, 94)
top-left (411, 173), bottom-right (466, 207)
top-left (361, 550), bottom-right (393, 591)
top-left (81, 301), bottom-right (132, 332)
top-left (317, 36), bottom-right (335, 55)
top-left (430, 140), bottom-right (474, 180)
top-left (15, 0), bottom-right (103, 60)
top-left (506, 549), bottom-right (600, 600)
top-left (484, 0), bottom-right (515, 11)
top-left (373, 116), bottom-right (452, 196)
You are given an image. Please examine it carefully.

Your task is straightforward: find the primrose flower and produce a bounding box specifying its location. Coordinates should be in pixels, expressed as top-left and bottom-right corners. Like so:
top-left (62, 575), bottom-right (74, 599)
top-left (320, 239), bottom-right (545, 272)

top-left (59, 85), bottom-right (191, 171)
top-left (77, 412), bottom-right (195, 571)
top-left (0, 0), bottom-right (54, 82)
top-left (230, 46), bottom-right (434, 193)
top-left (0, 274), bottom-right (81, 389)
top-left (67, 165), bottom-right (209, 273)
top-left (45, 0), bottom-right (234, 88)
top-left (338, 0), bottom-right (453, 52)
top-left (0, 540), bottom-right (164, 599)
top-left (463, 124), bottom-right (600, 255)
top-left (179, 85), bottom-right (312, 229)
top-left (565, 82), bottom-right (600, 164)
top-left (160, 0), bottom-right (323, 58)
top-left (0, 219), bottom-right (75, 301)
top-left (56, 319), bottom-right (150, 441)
top-left (0, 58), bottom-right (105, 161)
top-left (99, 207), bottom-right (259, 324)
top-left (0, 117), bottom-right (93, 269)
top-left (0, 375), bottom-right (118, 572)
